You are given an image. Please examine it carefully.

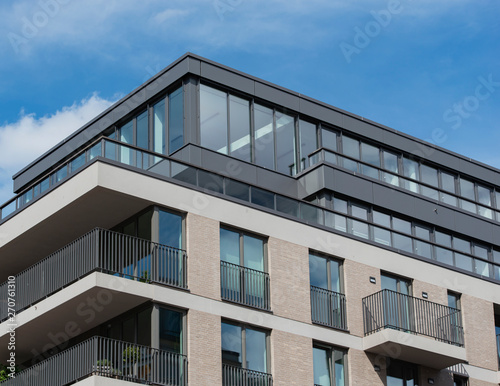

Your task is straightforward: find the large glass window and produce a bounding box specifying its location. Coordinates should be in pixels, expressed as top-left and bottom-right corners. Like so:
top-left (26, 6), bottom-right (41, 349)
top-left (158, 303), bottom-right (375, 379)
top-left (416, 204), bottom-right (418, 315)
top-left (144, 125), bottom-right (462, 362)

top-left (153, 99), bottom-right (166, 154)
top-left (200, 84), bottom-right (228, 154)
top-left (160, 308), bottom-right (183, 353)
top-left (136, 111), bottom-right (149, 150)
top-left (309, 253), bottom-right (342, 293)
top-left (169, 86), bottom-right (184, 153)
top-left (275, 111), bottom-right (296, 175)
top-left (386, 360), bottom-right (418, 386)
top-left (229, 95), bottom-right (251, 162)
top-left (254, 104), bottom-right (275, 170)
top-left (299, 120), bottom-right (317, 171)
top-left (221, 321), bottom-right (268, 373)
top-left (220, 228), bottom-right (265, 271)
top-left (313, 344), bottom-right (346, 386)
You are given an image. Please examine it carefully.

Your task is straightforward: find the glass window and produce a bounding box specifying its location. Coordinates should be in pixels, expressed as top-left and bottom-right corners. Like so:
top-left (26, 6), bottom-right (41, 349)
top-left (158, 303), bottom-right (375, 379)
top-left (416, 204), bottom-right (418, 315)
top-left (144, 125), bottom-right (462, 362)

top-left (361, 142), bottom-right (380, 167)
top-left (473, 244), bottom-right (488, 259)
top-left (415, 240), bottom-right (432, 259)
top-left (477, 185), bottom-right (492, 206)
top-left (276, 195), bottom-right (299, 217)
top-left (440, 192), bottom-right (458, 206)
top-left (436, 247), bottom-right (453, 266)
top-left (387, 360), bottom-right (418, 386)
top-left (393, 233), bottom-right (413, 253)
top-left (120, 120), bottom-right (134, 164)
top-left (325, 212), bottom-right (347, 233)
top-left (200, 84), bottom-right (227, 154)
top-left (54, 165), bottom-right (67, 183)
top-left (160, 308), bottom-right (183, 353)
top-left (333, 197), bottom-right (348, 214)
top-left (254, 104), bottom-right (274, 170)
top-left (159, 210), bottom-right (182, 249)
top-left (435, 230), bottom-right (452, 247)
top-left (70, 153), bottom-right (85, 172)
top-left (153, 99), bottom-right (166, 154)
top-left (137, 308), bottom-right (152, 346)
top-left (225, 179), bottom-right (250, 202)
top-left (373, 210), bottom-right (391, 228)
top-left (322, 128), bottom-right (337, 152)
top-left (171, 162), bottom-right (196, 185)
top-left (441, 172), bottom-right (456, 193)
top-left (402, 157), bottom-right (418, 180)
top-left (220, 228), bottom-right (265, 271)
top-left (229, 95), bottom-right (251, 162)
top-left (198, 170), bottom-right (223, 193)
top-left (459, 198), bottom-right (476, 213)
top-left (373, 226), bottom-right (391, 246)
top-left (422, 185), bottom-right (439, 200)
top-left (136, 111), bottom-right (148, 150)
top-left (275, 112), bottom-right (296, 175)
top-left (169, 87), bottom-right (184, 153)
top-left (453, 237), bottom-right (470, 254)
top-left (351, 204), bottom-right (368, 220)
top-left (361, 164), bottom-right (379, 179)
top-left (221, 322), bottom-right (268, 373)
top-left (313, 345), bottom-right (346, 386)
top-left (420, 164), bottom-right (438, 187)
top-left (459, 178), bottom-right (475, 200)
top-left (382, 150), bottom-right (398, 173)
top-left (251, 187), bottom-right (275, 209)
top-left (414, 225), bottom-right (430, 241)
top-left (392, 217), bottom-right (412, 235)
top-left (299, 120), bottom-right (317, 171)
top-left (455, 253), bottom-right (473, 272)
top-left (301, 203), bottom-right (323, 225)
top-left (309, 253), bottom-right (342, 293)
top-left (342, 136), bottom-right (359, 159)
top-left (349, 219), bottom-right (369, 239)
top-left (496, 191), bottom-right (500, 209)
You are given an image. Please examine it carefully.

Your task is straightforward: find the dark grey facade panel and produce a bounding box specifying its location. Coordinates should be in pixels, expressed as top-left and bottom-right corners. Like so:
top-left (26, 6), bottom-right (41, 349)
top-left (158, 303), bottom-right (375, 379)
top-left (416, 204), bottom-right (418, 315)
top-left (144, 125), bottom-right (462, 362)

top-left (341, 115), bottom-right (388, 143)
top-left (453, 211), bottom-right (495, 244)
top-left (371, 183), bottom-right (415, 218)
top-left (458, 158), bottom-right (500, 187)
top-left (200, 62), bottom-right (255, 96)
top-left (297, 167), bottom-right (327, 198)
top-left (171, 145), bottom-right (203, 169)
top-left (255, 167), bottom-right (298, 198)
top-left (254, 82), bottom-right (301, 111)
top-left (298, 98), bottom-right (343, 128)
top-left (331, 169), bottom-right (374, 204)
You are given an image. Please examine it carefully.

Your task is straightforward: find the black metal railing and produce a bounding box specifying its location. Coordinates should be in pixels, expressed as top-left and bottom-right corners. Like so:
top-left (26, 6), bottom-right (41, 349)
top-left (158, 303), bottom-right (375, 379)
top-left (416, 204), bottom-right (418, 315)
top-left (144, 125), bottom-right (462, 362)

top-left (222, 364), bottom-right (273, 386)
top-left (310, 285), bottom-right (348, 331)
top-left (0, 228), bottom-right (187, 322)
top-left (220, 261), bottom-right (270, 311)
top-left (363, 289), bottom-right (464, 346)
top-left (0, 336), bottom-right (187, 385)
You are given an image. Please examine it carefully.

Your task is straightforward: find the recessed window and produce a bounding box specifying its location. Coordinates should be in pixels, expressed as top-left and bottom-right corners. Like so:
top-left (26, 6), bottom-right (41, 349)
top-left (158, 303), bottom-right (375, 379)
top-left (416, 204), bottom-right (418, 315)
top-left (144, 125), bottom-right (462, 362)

top-left (200, 84), bottom-right (228, 154)
top-left (313, 343), bottom-right (346, 386)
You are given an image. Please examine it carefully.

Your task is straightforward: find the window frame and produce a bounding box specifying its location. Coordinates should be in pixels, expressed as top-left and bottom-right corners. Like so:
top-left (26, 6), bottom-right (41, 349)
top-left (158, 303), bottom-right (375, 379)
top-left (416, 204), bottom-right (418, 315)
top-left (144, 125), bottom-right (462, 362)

top-left (312, 342), bottom-right (348, 386)
top-left (221, 320), bottom-right (271, 373)
top-left (220, 226), bottom-right (268, 272)
top-left (309, 252), bottom-right (344, 294)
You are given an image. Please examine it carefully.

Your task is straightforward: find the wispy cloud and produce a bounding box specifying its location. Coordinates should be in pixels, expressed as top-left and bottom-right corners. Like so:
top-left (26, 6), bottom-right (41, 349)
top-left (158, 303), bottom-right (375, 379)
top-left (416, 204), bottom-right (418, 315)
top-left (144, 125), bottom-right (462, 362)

top-left (0, 94), bottom-right (116, 204)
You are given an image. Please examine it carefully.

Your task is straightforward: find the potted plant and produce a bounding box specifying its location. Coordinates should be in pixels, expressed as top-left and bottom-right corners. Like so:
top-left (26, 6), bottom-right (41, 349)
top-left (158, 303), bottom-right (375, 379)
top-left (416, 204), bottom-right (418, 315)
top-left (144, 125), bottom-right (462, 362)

top-left (123, 347), bottom-right (141, 378)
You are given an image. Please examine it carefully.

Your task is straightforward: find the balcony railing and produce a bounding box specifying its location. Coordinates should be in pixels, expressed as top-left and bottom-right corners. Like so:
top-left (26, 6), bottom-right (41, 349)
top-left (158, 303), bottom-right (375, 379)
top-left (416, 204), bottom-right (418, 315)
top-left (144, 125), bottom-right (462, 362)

top-left (0, 336), bottom-right (187, 385)
top-left (0, 228), bottom-right (187, 322)
top-left (310, 285), bottom-right (348, 331)
top-left (222, 364), bottom-right (273, 386)
top-left (220, 261), bottom-right (270, 311)
top-left (363, 289), bottom-right (464, 346)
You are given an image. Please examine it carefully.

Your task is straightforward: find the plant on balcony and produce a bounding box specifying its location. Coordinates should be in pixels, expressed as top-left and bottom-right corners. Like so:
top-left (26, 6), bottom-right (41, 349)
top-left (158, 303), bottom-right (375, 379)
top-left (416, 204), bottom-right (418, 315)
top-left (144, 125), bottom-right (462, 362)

top-left (123, 347), bottom-right (141, 378)
top-left (139, 270), bottom-right (150, 283)
top-left (0, 363), bottom-right (19, 381)
top-left (94, 359), bottom-right (122, 377)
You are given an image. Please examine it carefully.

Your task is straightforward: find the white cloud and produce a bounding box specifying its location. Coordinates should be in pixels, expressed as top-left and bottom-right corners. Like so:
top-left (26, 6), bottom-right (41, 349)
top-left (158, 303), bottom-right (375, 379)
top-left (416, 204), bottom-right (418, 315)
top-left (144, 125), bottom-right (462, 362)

top-left (0, 93), bottom-right (116, 204)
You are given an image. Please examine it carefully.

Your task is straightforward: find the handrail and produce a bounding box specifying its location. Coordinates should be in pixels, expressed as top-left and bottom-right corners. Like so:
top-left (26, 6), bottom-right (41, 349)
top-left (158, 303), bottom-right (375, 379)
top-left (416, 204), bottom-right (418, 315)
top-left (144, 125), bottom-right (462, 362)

top-left (222, 363), bottom-right (273, 386)
top-left (0, 336), bottom-right (187, 385)
top-left (220, 260), bottom-right (271, 311)
top-left (0, 228), bottom-right (187, 322)
top-left (310, 285), bottom-right (348, 331)
top-left (362, 289), bottom-right (464, 346)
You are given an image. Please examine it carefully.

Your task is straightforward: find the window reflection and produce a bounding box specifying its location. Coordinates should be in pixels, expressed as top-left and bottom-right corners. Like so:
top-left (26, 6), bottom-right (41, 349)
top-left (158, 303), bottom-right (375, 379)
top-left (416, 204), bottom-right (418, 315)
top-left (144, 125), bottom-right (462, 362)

top-left (200, 85), bottom-right (228, 154)
top-left (254, 104), bottom-right (275, 170)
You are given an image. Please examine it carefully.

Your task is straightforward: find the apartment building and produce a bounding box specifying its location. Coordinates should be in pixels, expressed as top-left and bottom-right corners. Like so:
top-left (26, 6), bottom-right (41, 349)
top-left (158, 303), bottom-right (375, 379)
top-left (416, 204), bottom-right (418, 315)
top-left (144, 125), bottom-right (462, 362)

top-left (0, 53), bottom-right (499, 386)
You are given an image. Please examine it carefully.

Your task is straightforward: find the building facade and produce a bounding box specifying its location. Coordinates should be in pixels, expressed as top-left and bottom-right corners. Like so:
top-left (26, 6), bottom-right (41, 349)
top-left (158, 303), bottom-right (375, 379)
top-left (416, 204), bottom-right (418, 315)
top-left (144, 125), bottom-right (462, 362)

top-left (0, 53), bottom-right (499, 385)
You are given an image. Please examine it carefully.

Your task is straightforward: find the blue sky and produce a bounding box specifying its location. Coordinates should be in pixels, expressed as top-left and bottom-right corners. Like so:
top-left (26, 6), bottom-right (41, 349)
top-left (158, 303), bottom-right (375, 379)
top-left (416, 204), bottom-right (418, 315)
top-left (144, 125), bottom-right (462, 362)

top-left (0, 0), bottom-right (499, 204)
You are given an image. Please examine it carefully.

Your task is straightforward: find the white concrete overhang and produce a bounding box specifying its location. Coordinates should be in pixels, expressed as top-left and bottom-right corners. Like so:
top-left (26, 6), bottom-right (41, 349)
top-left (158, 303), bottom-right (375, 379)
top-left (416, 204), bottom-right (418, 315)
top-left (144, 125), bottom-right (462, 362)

top-left (363, 328), bottom-right (467, 370)
top-left (73, 375), bottom-right (132, 385)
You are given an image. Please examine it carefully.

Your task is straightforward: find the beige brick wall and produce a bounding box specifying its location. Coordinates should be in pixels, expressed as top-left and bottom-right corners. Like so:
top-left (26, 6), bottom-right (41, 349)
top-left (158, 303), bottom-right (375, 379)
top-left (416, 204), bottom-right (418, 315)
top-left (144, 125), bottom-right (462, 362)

top-left (187, 310), bottom-right (221, 385)
top-left (412, 280), bottom-right (448, 306)
top-left (343, 259), bottom-right (380, 337)
top-left (461, 295), bottom-right (497, 371)
top-left (348, 350), bottom-right (385, 386)
top-left (469, 380), bottom-right (499, 386)
top-left (270, 330), bottom-right (313, 386)
top-left (186, 213), bottom-right (220, 300)
top-left (268, 238), bottom-right (310, 323)
top-left (419, 366), bottom-right (454, 386)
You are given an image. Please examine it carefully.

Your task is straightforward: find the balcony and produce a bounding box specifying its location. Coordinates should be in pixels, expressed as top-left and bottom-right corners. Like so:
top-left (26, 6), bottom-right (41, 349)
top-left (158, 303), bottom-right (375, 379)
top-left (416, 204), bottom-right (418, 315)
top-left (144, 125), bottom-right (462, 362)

top-left (222, 364), bottom-right (273, 386)
top-left (362, 289), bottom-right (466, 369)
top-left (310, 286), bottom-right (348, 331)
top-left (0, 228), bottom-right (187, 322)
top-left (220, 261), bottom-right (270, 311)
top-left (0, 336), bottom-right (187, 385)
